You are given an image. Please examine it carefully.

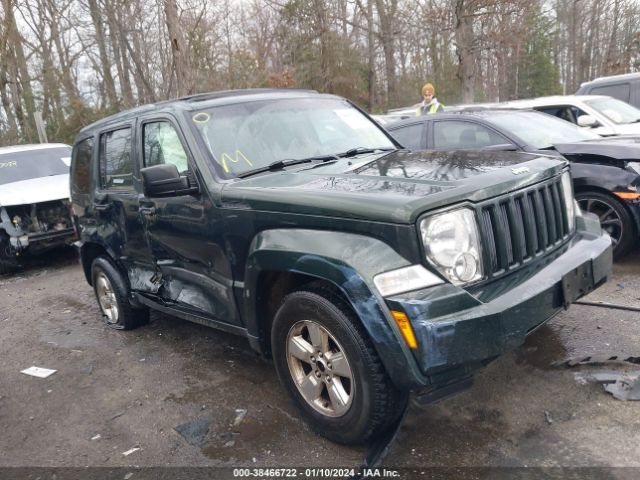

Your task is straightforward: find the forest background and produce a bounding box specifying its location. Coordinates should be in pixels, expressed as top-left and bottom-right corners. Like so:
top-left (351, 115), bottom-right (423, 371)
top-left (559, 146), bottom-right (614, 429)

top-left (1, 0), bottom-right (639, 145)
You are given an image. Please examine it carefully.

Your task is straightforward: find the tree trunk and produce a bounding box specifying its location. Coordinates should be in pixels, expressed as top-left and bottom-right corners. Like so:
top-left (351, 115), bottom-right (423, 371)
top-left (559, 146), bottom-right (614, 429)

top-left (375, 0), bottom-right (399, 108)
top-left (88, 0), bottom-right (119, 108)
top-left (164, 0), bottom-right (194, 97)
top-left (454, 0), bottom-right (475, 103)
top-left (3, 0), bottom-right (37, 141)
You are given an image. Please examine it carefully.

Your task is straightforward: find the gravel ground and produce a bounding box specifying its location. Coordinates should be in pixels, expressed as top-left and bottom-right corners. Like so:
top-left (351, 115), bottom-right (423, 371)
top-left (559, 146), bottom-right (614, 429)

top-left (0, 246), bottom-right (639, 478)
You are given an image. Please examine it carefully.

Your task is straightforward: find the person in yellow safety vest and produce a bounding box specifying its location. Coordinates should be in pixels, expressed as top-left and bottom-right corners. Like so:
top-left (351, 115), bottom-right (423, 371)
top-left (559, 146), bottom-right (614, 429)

top-left (416, 83), bottom-right (444, 115)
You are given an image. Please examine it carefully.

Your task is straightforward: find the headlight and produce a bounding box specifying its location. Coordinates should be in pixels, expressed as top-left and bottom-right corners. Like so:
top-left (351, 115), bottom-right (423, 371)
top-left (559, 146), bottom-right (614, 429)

top-left (420, 208), bottom-right (483, 285)
top-left (561, 172), bottom-right (575, 232)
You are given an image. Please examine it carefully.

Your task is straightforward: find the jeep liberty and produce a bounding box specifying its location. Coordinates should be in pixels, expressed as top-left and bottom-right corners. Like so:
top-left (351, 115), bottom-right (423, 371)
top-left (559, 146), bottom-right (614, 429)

top-left (70, 89), bottom-right (612, 444)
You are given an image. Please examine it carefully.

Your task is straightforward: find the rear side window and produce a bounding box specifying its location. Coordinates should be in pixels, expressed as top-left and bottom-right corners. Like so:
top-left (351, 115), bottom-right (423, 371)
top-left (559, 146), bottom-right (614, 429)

top-left (390, 123), bottom-right (424, 150)
top-left (590, 83), bottom-right (631, 102)
top-left (433, 121), bottom-right (508, 150)
top-left (71, 138), bottom-right (93, 195)
top-left (99, 128), bottom-right (133, 189)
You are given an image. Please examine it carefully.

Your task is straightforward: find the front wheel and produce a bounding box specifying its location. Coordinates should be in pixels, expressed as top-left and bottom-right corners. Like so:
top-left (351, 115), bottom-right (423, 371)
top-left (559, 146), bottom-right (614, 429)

top-left (271, 287), bottom-right (407, 444)
top-left (576, 191), bottom-right (635, 259)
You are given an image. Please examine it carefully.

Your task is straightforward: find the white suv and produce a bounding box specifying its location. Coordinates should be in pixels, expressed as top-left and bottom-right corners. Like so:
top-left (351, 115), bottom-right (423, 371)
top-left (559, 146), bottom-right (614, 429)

top-left (501, 95), bottom-right (640, 137)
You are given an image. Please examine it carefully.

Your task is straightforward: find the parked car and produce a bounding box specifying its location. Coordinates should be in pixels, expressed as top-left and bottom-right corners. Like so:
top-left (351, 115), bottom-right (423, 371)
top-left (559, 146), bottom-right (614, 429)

top-left (0, 143), bottom-right (75, 274)
top-left (70, 89), bottom-right (611, 445)
top-left (499, 95), bottom-right (640, 137)
top-left (371, 104), bottom-right (420, 125)
top-left (387, 109), bottom-right (640, 258)
top-left (577, 73), bottom-right (640, 108)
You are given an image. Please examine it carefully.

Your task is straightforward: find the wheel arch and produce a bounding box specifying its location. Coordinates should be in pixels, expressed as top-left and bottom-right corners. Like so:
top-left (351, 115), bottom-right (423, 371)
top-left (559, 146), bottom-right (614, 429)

top-left (242, 229), bottom-right (424, 390)
top-left (80, 241), bottom-right (119, 286)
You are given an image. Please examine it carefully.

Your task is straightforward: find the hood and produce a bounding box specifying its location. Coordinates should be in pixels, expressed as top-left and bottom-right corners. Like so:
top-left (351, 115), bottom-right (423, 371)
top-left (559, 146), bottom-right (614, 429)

top-left (554, 136), bottom-right (640, 161)
top-left (0, 174), bottom-right (70, 207)
top-left (221, 150), bottom-right (566, 224)
top-left (607, 123), bottom-right (640, 136)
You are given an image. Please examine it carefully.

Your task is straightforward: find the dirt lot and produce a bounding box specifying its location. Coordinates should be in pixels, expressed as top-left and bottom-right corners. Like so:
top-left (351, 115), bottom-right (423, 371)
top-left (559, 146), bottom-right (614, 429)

top-left (1, 247), bottom-right (639, 478)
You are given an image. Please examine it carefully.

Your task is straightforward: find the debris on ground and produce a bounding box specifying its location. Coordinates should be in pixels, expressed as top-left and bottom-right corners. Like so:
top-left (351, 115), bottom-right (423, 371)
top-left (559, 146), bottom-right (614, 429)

top-left (122, 447), bottom-right (140, 456)
top-left (174, 418), bottom-right (211, 447)
top-left (544, 411), bottom-right (553, 424)
top-left (575, 371), bottom-right (640, 401)
top-left (80, 365), bottom-right (93, 374)
top-left (110, 411), bottom-right (126, 421)
top-left (556, 355), bottom-right (640, 367)
top-left (20, 366), bottom-right (57, 378)
top-left (233, 408), bottom-right (248, 426)
top-left (219, 431), bottom-right (239, 448)
top-left (91, 434), bottom-right (101, 441)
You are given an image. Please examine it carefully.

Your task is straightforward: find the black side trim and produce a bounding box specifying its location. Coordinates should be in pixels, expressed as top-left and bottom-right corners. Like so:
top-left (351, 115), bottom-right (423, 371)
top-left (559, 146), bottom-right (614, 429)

top-left (133, 293), bottom-right (249, 338)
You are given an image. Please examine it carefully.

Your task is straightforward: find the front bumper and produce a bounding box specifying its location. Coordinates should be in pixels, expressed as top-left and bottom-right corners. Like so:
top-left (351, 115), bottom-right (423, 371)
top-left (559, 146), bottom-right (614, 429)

top-left (5, 228), bottom-right (74, 256)
top-left (386, 214), bottom-right (612, 388)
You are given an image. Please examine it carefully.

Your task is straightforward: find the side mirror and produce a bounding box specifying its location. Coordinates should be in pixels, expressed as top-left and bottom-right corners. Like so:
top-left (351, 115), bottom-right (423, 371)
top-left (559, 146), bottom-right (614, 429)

top-left (140, 164), bottom-right (199, 197)
top-left (577, 114), bottom-right (599, 128)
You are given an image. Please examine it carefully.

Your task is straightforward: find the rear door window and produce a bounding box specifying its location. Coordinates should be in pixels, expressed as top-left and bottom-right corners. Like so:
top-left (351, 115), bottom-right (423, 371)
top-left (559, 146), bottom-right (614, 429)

top-left (71, 138), bottom-right (93, 195)
top-left (590, 83), bottom-right (631, 103)
top-left (390, 123), bottom-right (425, 150)
top-left (99, 127), bottom-right (133, 190)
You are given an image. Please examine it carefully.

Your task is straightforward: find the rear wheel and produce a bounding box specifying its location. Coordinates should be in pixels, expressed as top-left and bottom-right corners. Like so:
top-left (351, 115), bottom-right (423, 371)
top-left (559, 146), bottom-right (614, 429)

top-left (271, 286), bottom-right (407, 445)
top-left (576, 191), bottom-right (635, 259)
top-left (91, 256), bottom-right (149, 330)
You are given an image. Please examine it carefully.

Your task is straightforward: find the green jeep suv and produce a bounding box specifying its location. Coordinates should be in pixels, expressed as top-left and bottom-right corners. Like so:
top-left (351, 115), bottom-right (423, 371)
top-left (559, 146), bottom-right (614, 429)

top-left (70, 89), bottom-right (612, 444)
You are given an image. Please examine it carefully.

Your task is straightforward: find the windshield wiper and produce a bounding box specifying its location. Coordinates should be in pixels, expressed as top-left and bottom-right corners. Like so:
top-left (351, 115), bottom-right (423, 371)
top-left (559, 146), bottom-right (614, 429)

top-left (337, 147), bottom-right (395, 158)
top-left (236, 154), bottom-right (339, 179)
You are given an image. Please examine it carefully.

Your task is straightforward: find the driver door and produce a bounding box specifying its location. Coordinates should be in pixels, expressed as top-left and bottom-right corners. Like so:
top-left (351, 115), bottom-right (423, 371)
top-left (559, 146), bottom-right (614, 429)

top-left (137, 115), bottom-right (240, 325)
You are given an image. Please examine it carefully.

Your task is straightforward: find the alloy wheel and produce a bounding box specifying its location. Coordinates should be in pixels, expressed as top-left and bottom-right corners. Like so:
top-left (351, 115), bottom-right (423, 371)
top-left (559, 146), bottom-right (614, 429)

top-left (96, 272), bottom-right (119, 324)
top-left (577, 197), bottom-right (623, 248)
top-left (286, 320), bottom-right (354, 417)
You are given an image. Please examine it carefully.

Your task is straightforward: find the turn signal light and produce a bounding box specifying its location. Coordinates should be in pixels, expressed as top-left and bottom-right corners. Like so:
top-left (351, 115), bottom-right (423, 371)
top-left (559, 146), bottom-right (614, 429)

top-left (614, 192), bottom-right (640, 200)
top-left (390, 310), bottom-right (418, 349)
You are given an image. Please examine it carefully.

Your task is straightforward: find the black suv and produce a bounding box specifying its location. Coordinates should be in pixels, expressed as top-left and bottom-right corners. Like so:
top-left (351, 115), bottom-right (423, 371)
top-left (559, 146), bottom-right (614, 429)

top-left (70, 89), bottom-right (612, 444)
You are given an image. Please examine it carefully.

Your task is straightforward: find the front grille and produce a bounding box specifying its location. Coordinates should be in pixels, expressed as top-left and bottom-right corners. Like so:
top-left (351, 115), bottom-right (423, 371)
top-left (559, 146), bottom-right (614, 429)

top-left (478, 175), bottom-right (572, 278)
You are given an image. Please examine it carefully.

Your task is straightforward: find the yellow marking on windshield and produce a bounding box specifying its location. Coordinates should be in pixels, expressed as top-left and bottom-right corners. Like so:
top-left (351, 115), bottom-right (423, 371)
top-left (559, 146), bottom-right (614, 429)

top-left (192, 112), bottom-right (211, 124)
top-left (0, 161), bottom-right (17, 169)
top-left (221, 150), bottom-right (253, 173)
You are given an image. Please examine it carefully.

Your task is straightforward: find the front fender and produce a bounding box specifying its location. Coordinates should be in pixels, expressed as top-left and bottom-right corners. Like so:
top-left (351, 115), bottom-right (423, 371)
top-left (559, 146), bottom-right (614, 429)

top-left (243, 229), bottom-right (426, 390)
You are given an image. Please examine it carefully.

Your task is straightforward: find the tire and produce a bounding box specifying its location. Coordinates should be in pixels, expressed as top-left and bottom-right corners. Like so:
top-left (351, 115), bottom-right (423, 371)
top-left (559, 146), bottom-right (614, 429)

top-left (271, 286), bottom-right (408, 445)
top-left (0, 259), bottom-right (17, 275)
top-left (0, 248), bottom-right (18, 275)
top-left (91, 256), bottom-right (149, 330)
top-left (576, 191), bottom-right (635, 259)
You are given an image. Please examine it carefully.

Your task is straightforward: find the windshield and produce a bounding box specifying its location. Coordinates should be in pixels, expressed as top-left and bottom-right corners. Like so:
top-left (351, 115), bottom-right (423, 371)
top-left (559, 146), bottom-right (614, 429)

top-left (186, 97), bottom-right (396, 178)
top-left (487, 111), bottom-right (600, 149)
top-left (584, 97), bottom-right (640, 125)
top-left (0, 147), bottom-right (70, 186)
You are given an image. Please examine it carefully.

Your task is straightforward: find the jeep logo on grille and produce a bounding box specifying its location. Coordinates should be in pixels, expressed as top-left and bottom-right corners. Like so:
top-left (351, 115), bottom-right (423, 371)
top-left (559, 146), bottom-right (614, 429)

top-left (512, 167), bottom-right (530, 175)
